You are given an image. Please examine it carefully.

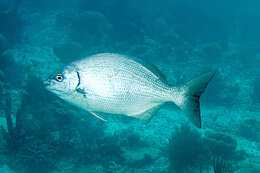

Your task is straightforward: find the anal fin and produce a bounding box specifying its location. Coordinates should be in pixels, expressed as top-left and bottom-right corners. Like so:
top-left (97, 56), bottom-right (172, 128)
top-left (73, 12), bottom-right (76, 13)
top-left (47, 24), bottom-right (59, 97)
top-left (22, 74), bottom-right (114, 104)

top-left (134, 104), bottom-right (162, 124)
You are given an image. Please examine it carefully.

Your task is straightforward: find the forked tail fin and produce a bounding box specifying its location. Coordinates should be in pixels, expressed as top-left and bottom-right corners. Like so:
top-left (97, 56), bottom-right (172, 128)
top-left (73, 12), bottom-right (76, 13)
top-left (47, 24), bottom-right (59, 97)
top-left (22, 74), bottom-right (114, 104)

top-left (173, 72), bottom-right (216, 128)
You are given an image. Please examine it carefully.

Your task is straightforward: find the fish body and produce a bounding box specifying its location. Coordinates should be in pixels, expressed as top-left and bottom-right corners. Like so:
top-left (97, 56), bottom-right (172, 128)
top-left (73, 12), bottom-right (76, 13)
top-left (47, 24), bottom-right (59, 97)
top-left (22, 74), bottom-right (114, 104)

top-left (45, 53), bottom-right (215, 127)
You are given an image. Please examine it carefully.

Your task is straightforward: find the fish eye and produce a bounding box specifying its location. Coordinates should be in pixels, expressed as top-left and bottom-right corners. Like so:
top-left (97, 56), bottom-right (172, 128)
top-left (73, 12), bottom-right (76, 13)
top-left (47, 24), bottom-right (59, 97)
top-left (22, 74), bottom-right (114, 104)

top-left (56, 74), bottom-right (64, 82)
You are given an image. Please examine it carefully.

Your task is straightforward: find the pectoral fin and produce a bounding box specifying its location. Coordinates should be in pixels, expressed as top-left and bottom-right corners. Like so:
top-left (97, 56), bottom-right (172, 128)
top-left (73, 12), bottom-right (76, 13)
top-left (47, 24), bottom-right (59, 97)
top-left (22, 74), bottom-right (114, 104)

top-left (76, 87), bottom-right (86, 94)
top-left (89, 111), bottom-right (107, 122)
top-left (134, 104), bottom-right (162, 124)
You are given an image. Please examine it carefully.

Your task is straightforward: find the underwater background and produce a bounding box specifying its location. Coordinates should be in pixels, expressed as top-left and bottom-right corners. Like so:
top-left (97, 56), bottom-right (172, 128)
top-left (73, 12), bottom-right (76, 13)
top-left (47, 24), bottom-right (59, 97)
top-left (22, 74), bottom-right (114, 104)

top-left (0, 0), bottom-right (259, 172)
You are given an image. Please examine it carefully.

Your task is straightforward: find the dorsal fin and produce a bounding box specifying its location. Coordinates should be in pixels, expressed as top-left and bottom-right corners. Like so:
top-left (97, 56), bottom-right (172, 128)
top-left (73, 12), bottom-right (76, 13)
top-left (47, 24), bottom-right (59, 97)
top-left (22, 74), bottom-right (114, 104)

top-left (146, 62), bottom-right (168, 83)
top-left (128, 56), bottom-right (168, 83)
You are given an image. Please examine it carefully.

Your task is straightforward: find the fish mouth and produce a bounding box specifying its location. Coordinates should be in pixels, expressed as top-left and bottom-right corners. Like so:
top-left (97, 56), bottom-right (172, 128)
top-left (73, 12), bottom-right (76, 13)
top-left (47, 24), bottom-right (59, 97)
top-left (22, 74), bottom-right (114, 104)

top-left (43, 80), bottom-right (53, 90)
top-left (43, 80), bottom-right (69, 96)
top-left (43, 80), bottom-right (50, 86)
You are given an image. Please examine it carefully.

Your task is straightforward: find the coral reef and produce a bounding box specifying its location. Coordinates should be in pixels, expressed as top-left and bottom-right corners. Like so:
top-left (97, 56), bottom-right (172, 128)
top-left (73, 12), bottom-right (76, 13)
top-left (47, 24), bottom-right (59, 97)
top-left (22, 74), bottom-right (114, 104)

top-left (0, 88), bottom-right (25, 155)
top-left (167, 125), bottom-right (208, 173)
top-left (0, 52), bottom-right (27, 88)
top-left (12, 137), bottom-right (58, 173)
top-left (212, 158), bottom-right (236, 173)
top-left (0, 76), bottom-right (105, 173)
top-left (96, 134), bottom-right (125, 165)
top-left (0, 78), bottom-right (58, 173)
top-left (252, 77), bottom-right (260, 103)
top-left (53, 41), bottom-right (85, 63)
top-left (201, 73), bottom-right (240, 107)
top-left (0, 1), bottom-right (259, 172)
top-left (69, 11), bottom-right (111, 47)
top-left (203, 131), bottom-right (244, 161)
top-left (192, 42), bottom-right (225, 63)
top-left (0, 10), bottom-right (22, 44)
top-left (102, 160), bottom-right (127, 173)
top-left (116, 128), bottom-right (147, 148)
top-left (0, 164), bottom-right (15, 173)
top-left (237, 119), bottom-right (260, 141)
top-left (0, 33), bottom-right (8, 53)
top-left (167, 125), bottom-right (247, 173)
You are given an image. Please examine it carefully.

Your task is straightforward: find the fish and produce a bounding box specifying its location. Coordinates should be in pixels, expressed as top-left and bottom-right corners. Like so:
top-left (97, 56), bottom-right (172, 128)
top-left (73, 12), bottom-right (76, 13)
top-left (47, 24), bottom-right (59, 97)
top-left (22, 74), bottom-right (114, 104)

top-left (45, 53), bottom-right (215, 128)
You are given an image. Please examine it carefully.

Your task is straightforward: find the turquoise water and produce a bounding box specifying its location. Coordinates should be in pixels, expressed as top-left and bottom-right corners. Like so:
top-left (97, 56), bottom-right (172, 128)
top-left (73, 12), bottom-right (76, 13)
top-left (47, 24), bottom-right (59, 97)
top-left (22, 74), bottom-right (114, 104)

top-left (0, 0), bottom-right (259, 173)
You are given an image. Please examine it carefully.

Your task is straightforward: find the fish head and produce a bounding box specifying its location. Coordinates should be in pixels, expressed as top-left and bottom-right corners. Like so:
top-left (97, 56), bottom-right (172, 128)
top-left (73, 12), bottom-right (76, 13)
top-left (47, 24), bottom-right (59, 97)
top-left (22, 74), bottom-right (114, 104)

top-left (44, 65), bottom-right (79, 97)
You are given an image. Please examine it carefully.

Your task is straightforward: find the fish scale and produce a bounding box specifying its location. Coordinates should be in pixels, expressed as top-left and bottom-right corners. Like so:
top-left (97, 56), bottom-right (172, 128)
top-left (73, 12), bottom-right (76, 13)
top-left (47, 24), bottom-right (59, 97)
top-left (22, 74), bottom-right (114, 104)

top-left (45, 53), bottom-right (215, 127)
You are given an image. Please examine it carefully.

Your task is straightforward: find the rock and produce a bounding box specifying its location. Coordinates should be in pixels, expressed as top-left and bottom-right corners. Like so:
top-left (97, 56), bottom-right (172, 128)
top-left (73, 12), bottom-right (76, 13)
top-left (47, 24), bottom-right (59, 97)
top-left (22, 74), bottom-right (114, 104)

top-left (0, 117), bottom-right (7, 131)
top-left (0, 165), bottom-right (16, 173)
top-left (69, 11), bottom-right (111, 46)
top-left (55, 13), bottom-right (73, 27)
top-left (237, 118), bottom-right (260, 141)
top-left (0, 11), bottom-right (22, 44)
top-left (252, 77), bottom-right (260, 103)
top-left (203, 131), bottom-right (244, 161)
top-left (123, 147), bottom-right (159, 168)
top-left (53, 41), bottom-right (85, 63)
top-left (0, 33), bottom-right (8, 53)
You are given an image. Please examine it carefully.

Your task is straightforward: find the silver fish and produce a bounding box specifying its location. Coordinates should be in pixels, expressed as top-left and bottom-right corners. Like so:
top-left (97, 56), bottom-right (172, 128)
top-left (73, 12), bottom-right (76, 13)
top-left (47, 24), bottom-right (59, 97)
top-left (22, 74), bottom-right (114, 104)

top-left (45, 53), bottom-right (215, 128)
